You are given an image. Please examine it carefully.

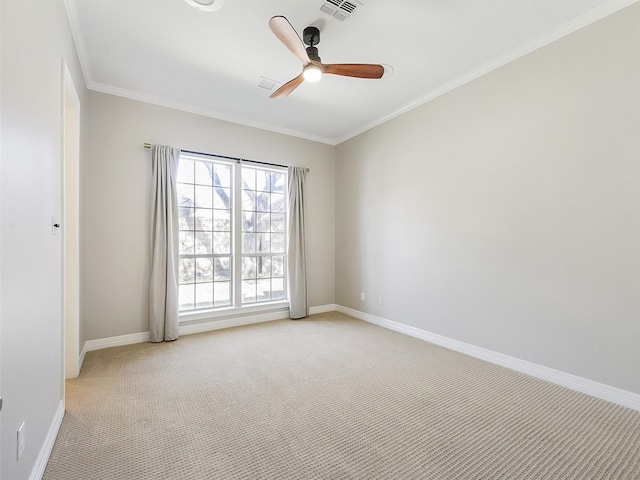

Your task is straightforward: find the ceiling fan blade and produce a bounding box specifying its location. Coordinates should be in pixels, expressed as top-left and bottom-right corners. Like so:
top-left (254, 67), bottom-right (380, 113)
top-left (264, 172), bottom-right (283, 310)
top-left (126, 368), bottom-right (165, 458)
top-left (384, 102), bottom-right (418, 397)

top-left (269, 16), bottom-right (310, 64)
top-left (322, 63), bottom-right (385, 79)
top-left (270, 74), bottom-right (305, 99)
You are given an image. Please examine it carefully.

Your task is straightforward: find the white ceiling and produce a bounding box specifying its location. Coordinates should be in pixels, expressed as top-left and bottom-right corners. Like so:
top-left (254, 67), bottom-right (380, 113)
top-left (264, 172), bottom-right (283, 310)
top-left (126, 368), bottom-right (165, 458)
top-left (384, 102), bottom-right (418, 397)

top-left (65, 0), bottom-right (627, 144)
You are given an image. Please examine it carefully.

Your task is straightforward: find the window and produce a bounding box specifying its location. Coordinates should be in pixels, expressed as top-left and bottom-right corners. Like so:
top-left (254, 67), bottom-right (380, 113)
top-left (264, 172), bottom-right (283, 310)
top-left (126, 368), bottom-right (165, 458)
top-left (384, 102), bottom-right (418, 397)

top-left (177, 155), bottom-right (287, 313)
top-left (241, 167), bottom-right (287, 303)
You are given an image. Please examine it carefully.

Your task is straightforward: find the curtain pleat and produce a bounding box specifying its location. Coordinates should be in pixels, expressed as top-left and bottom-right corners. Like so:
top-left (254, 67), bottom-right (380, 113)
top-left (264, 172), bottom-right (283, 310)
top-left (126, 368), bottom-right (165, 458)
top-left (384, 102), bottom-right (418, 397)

top-left (149, 145), bottom-right (180, 342)
top-left (287, 166), bottom-right (308, 319)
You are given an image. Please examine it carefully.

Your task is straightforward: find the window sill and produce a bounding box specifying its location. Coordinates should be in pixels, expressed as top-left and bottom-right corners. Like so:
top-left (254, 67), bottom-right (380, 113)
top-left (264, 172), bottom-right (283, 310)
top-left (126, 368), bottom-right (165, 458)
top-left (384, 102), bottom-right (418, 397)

top-left (179, 300), bottom-right (289, 324)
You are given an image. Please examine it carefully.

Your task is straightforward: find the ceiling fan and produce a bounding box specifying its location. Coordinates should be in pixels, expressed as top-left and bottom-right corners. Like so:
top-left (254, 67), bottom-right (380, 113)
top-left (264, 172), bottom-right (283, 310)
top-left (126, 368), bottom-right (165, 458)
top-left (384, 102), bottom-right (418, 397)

top-left (268, 15), bottom-right (385, 99)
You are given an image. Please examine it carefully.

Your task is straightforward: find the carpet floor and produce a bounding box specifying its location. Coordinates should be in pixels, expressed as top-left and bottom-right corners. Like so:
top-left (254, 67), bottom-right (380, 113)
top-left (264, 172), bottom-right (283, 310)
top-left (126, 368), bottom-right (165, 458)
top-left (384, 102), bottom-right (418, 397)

top-left (44, 312), bottom-right (640, 479)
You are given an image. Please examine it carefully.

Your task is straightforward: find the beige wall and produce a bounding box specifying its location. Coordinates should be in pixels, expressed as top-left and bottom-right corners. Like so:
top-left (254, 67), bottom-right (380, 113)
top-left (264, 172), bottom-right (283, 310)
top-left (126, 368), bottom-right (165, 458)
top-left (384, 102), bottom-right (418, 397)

top-left (335, 4), bottom-right (640, 394)
top-left (83, 92), bottom-right (335, 341)
top-left (1, 0), bottom-right (88, 478)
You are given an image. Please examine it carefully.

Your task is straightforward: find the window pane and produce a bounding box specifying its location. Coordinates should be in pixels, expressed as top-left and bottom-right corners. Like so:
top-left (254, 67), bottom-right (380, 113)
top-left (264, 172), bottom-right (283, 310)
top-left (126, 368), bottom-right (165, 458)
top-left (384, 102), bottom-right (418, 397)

top-left (195, 283), bottom-right (213, 309)
top-left (179, 284), bottom-right (195, 310)
top-left (214, 210), bottom-right (231, 232)
top-left (214, 164), bottom-right (231, 188)
top-left (256, 213), bottom-right (270, 233)
top-left (242, 257), bottom-right (256, 280)
top-left (242, 190), bottom-right (255, 211)
top-left (195, 185), bottom-right (212, 208)
top-left (213, 187), bottom-right (230, 209)
top-left (177, 183), bottom-right (194, 207)
top-left (179, 231), bottom-right (195, 255)
top-left (195, 232), bottom-right (212, 254)
top-left (271, 193), bottom-right (285, 213)
top-left (214, 282), bottom-right (231, 306)
top-left (272, 278), bottom-right (285, 300)
top-left (257, 279), bottom-right (271, 302)
top-left (242, 168), bottom-right (256, 190)
top-left (256, 192), bottom-right (270, 212)
top-left (272, 256), bottom-right (284, 277)
top-left (271, 214), bottom-right (285, 233)
top-left (256, 170), bottom-right (270, 192)
top-left (271, 233), bottom-right (285, 253)
top-left (271, 172), bottom-right (285, 193)
top-left (214, 257), bottom-right (231, 281)
top-left (257, 256), bottom-right (271, 279)
top-left (195, 258), bottom-right (213, 283)
top-left (179, 258), bottom-right (195, 284)
top-left (194, 208), bottom-right (212, 231)
top-left (257, 233), bottom-right (270, 254)
top-left (194, 161), bottom-right (214, 186)
top-left (177, 159), bottom-right (194, 184)
top-left (243, 233), bottom-right (256, 253)
top-left (213, 232), bottom-right (231, 254)
top-left (179, 208), bottom-right (194, 230)
top-left (242, 280), bottom-right (256, 303)
top-left (242, 211), bottom-right (255, 232)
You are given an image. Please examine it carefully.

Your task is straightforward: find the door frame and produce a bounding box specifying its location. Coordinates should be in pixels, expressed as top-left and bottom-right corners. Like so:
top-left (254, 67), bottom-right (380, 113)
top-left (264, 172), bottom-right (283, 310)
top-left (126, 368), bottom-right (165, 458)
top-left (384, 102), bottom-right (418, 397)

top-left (61, 61), bottom-right (81, 383)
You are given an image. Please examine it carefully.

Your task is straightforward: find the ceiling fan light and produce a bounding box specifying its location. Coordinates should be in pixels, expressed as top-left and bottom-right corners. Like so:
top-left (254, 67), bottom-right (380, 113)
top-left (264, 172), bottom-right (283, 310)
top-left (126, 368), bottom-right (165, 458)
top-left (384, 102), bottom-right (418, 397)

top-left (184, 0), bottom-right (223, 12)
top-left (303, 64), bottom-right (322, 83)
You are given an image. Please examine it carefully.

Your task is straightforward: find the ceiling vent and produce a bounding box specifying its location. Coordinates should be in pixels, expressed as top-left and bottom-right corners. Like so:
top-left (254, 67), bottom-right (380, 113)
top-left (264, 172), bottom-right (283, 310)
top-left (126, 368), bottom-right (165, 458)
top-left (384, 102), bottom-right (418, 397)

top-left (320, 0), bottom-right (362, 21)
top-left (257, 77), bottom-right (279, 91)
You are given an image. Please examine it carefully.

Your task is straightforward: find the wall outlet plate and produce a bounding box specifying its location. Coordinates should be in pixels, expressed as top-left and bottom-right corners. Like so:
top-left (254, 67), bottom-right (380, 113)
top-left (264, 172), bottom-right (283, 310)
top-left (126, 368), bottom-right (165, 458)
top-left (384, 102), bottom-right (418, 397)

top-left (360, 292), bottom-right (366, 301)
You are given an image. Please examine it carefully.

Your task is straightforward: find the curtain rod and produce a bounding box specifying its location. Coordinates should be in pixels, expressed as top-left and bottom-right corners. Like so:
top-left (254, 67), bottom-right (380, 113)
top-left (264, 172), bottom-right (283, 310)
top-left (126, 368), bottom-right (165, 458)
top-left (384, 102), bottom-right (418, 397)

top-left (144, 143), bottom-right (308, 171)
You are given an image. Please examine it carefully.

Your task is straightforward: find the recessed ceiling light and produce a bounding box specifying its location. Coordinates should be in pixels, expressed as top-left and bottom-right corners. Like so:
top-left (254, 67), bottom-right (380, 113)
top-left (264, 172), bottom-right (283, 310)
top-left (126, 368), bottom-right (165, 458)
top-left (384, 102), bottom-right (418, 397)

top-left (184, 0), bottom-right (224, 12)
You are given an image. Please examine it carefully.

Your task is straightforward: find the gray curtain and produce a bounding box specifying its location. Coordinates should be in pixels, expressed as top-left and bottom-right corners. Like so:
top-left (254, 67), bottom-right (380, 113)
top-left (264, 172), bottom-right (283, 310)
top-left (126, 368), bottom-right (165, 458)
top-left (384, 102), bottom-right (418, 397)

top-left (149, 145), bottom-right (180, 342)
top-left (287, 166), bottom-right (308, 319)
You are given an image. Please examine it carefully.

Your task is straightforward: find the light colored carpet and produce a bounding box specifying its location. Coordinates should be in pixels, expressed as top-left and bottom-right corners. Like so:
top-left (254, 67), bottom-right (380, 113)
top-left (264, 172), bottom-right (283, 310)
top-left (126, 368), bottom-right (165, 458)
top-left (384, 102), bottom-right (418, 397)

top-left (44, 312), bottom-right (640, 479)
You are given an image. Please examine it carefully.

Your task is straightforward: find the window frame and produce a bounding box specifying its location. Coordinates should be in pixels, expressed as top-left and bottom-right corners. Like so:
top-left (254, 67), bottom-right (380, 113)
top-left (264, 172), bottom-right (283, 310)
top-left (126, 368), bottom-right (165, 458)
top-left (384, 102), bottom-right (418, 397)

top-left (238, 165), bottom-right (288, 306)
top-left (177, 153), bottom-right (288, 321)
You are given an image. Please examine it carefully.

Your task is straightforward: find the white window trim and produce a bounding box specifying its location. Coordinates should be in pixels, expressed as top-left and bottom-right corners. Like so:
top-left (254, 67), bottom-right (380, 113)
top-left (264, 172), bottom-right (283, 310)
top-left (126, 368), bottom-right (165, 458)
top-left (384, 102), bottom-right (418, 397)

top-left (179, 299), bottom-right (289, 323)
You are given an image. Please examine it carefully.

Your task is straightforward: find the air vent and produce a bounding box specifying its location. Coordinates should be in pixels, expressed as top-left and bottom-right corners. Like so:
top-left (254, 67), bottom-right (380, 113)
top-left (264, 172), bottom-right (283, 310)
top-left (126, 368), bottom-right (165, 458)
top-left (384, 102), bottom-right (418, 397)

top-left (320, 0), bottom-right (362, 21)
top-left (257, 77), bottom-right (279, 91)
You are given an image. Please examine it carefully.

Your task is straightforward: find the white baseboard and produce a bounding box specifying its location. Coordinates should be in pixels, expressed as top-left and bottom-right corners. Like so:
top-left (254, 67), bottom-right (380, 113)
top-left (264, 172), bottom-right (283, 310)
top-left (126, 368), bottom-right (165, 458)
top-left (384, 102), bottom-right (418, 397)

top-left (335, 305), bottom-right (640, 412)
top-left (309, 304), bottom-right (337, 315)
top-left (83, 331), bottom-right (151, 353)
top-left (82, 305), bottom-right (338, 354)
top-left (176, 304), bottom-right (338, 335)
top-left (179, 309), bottom-right (289, 336)
top-left (79, 303), bottom-right (638, 411)
top-left (78, 343), bottom-right (87, 371)
top-left (30, 400), bottom-right (64, 480)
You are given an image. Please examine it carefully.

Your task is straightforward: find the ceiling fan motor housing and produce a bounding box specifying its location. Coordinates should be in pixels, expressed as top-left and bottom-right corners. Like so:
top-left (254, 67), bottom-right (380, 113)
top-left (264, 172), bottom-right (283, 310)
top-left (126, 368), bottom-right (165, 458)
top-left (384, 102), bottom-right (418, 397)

top-left (303, 26), bottom-right (320, 46)
top-left (306, 46), bottom-right (321, 62)
top-left (303, 26), bottom-right (321, 62)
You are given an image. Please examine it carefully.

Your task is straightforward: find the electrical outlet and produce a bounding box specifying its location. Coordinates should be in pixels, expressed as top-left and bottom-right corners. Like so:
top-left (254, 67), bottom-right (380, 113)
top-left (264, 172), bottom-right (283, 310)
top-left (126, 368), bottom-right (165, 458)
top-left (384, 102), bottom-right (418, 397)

top-left (378, 296), bottom-right (384, 305)
top-left (360, 292), bottom-right (366, 301)
top-left (17, 422), bottom-right (26, 460)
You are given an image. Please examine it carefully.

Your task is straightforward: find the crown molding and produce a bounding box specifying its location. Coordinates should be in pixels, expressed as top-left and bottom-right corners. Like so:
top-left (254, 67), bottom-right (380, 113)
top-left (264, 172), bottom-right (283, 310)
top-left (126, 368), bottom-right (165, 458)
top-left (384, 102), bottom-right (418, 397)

top-left (89, 81), bottom-right (337, 146)
top-left (334, 0), bottom-right (640, 145)
top-left (63, 0), bottom-right (93, 89)
top-left (65, 0), bottom-right (637, 146)
top-left (63, 0), bottom-right (335, 145)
